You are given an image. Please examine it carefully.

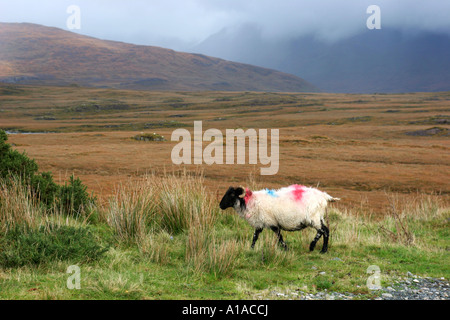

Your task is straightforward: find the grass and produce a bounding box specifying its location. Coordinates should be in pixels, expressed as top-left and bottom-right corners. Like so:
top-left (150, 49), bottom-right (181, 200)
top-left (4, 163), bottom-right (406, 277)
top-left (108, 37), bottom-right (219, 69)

top-left (1, 85), bottom-right (449, 299)
top-left (0, 172), bottom-right (448, 299)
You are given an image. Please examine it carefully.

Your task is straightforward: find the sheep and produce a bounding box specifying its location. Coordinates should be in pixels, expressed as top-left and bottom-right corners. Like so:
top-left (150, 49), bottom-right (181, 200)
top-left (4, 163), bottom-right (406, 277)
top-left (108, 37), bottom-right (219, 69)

top-left (219, 184), bottom-right (340, 253)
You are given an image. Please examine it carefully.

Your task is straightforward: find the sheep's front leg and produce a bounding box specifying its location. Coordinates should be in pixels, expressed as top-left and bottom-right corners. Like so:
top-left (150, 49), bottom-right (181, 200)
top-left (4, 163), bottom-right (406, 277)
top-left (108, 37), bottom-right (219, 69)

top-left (251, 228), bottom-right (263, 249)
top-left (270, 226), bottom-right (288, 250)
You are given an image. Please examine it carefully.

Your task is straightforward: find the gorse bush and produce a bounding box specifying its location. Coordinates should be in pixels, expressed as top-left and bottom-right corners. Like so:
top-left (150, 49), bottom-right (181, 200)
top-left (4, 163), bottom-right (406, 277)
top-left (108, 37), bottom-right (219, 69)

top-left (30, 171), bottom-right (59, 206)
top-left (0, 129), bottom-right (94, 216)
top-left (0, 225), bottom-right (109, 268)
top-left (58, 175), bottom-right (96, 216)
top-left (0, 130), bottom-right (38, 179)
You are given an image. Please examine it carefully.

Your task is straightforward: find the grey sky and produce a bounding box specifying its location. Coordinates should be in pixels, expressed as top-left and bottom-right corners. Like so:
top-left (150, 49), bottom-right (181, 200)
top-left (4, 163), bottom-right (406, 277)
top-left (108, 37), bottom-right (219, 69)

top-left (1, 0), bottom-right (450, 50)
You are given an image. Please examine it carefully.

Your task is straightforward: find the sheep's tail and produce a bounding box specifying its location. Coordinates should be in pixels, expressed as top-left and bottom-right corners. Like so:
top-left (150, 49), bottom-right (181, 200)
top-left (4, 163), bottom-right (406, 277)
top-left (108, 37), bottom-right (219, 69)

top-left (323, 194), bottom-right (340, 227)
top-left (324, 192), bottom-right (340, 203)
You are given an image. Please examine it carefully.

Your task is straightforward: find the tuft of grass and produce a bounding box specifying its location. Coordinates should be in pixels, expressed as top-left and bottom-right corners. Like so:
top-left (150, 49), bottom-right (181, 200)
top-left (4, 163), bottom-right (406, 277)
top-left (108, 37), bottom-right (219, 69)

top-left (157, 172), bottom-right (218, 235)
top-left (377, 194), bottom-right (415, 246)
top-left (185, 222), bottom-right (239, 278)
top-left (0, 177), bottom-right (40, 233)
top-left (104, 177), bottom-right (159, 244)
top-left (256, 236), bottom-right (295, 268)
top-left (137, 232), bottom-right (172, 265)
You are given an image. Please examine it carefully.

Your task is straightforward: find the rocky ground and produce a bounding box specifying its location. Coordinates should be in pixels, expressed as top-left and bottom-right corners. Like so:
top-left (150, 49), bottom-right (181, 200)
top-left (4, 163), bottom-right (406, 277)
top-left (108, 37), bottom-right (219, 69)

top-left (267, 272), bottom-right (449, 300)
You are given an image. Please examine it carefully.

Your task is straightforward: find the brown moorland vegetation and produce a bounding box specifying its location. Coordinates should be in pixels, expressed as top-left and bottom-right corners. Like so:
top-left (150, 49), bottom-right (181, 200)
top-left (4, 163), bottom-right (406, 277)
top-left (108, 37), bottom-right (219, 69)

top-left (0, 22), bottom-right (317, 92)
top-left (1, 84), bottom-right (449, 214)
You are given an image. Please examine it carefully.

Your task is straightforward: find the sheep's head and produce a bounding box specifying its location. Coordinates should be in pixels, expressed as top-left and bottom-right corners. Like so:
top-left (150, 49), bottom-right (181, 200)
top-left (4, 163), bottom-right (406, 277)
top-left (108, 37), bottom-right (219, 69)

top-left (219, 186), bottom-right (245, 210)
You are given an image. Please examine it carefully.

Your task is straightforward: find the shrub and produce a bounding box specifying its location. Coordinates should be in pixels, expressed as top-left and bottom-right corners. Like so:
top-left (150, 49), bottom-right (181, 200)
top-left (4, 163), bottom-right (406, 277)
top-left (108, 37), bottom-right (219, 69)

top-left (0, 130), bottom-right (38, 180)
top-left (0, 130), bottom-right (95, 216)
top-left (30, 171), bottom-right (59, 206)
top-left (133, 132), bottom-right (166, 142)
top-left (0, 225), bottom-right (109, 268)
top-left (58, 175), bottom-right (96, 216)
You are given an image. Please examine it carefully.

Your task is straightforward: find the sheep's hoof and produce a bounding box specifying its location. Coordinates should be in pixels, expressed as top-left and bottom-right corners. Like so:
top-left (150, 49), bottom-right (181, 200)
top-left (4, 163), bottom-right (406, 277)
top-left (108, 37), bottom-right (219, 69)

top-left (320, 249), bottom-right (328, 254)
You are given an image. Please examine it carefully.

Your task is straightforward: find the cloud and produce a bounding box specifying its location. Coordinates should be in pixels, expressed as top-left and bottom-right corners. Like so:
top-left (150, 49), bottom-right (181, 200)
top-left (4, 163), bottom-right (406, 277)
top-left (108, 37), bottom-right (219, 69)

top-left (1, 0), bottom-right (449, 49)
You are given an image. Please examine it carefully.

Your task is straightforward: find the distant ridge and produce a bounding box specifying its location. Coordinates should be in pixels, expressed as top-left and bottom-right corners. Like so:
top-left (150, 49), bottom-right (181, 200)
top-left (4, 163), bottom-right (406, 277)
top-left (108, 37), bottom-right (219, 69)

top-left (194, 25), bottom-right (450, 93)
top-left (0, 22), bottom-right (318, 92)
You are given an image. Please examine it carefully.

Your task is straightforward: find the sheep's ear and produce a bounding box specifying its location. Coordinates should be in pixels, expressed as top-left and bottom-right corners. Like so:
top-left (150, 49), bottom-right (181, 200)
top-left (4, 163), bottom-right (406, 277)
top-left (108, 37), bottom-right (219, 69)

top-left (238, 186), bottom-right (246, 198)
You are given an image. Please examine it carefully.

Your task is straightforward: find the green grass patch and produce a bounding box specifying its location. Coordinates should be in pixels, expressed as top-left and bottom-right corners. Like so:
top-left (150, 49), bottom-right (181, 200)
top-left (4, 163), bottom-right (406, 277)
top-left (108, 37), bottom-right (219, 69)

top-left (0, 225), bottom-right (109, 268)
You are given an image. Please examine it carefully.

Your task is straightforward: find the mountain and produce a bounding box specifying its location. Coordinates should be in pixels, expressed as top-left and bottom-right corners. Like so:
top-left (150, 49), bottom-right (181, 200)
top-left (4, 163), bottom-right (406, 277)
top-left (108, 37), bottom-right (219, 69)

top-left (0, 23), bottom-right (317, 92)
top-left (193, 26), bottom-right (450, 93)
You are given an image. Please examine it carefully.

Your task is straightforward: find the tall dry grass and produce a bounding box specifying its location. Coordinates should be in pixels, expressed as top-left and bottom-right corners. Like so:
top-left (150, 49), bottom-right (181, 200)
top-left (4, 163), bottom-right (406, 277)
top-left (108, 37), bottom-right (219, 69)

top-left (105, 177), bottom-right (159, 243)
top-left (0, 177), bottom-right (87, 234)
top-left (185, 220), bottom-right (239, 277)
top-left (0, 177), bottom-right (40, 233)
top-left (324, 193), bottom-right (448, 250)
top-left (103, 171), bottom-right (239, 276)
top-left (104, 172), bottom-right (219, 239)
top-left (158, 172), bottom-right (218, 234)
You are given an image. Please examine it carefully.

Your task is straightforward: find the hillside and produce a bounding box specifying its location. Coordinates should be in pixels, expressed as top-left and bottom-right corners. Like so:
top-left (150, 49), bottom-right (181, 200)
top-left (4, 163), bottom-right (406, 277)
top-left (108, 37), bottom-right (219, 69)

top-left (194, 26), bottom-right (450, 93)
top-left (0, 22), bottom-right (317, 92)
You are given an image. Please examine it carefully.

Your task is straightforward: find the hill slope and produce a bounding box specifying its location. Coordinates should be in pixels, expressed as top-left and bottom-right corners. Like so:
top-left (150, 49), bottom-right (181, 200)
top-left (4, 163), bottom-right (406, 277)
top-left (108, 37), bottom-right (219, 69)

top-left (0, 23), bottom-right (317, 92)
top-left (194, 26), bottom-right (450, 93)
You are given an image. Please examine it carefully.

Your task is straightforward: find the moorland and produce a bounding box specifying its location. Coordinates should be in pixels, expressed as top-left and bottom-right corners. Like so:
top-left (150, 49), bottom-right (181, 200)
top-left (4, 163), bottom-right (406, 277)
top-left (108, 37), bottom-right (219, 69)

top-left (0, 84), bottom-right (448, 299)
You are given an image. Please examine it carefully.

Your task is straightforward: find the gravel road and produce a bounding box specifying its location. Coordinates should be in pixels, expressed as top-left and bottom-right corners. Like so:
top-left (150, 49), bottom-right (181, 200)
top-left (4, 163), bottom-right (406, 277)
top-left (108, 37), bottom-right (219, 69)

top-left (267, 272), bottom-right (449, 300)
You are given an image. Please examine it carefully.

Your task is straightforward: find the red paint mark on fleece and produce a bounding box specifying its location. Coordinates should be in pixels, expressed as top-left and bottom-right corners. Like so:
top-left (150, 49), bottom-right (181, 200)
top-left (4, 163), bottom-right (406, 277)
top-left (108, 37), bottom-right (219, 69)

top-left (291, 184), bottom-right (306, 202)
top-left (244, 188), bottom-right (253, 205)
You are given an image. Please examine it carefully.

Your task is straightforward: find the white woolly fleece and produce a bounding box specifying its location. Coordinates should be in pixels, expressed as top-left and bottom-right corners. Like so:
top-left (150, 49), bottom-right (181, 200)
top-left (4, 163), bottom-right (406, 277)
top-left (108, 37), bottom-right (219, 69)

top-left (233, 185), bottom-right (338, 231)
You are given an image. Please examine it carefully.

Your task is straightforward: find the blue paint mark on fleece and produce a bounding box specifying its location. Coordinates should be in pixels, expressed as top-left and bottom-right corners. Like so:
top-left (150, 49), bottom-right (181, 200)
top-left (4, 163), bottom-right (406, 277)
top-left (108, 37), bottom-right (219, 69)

top-left (265, 189), bottom-right (279, 198)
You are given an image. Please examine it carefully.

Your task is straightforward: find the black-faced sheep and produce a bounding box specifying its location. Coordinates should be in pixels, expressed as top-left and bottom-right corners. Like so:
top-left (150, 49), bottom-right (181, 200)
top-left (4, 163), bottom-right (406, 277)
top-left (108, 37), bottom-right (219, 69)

top-left (219, 184), bottom-right (340, 253)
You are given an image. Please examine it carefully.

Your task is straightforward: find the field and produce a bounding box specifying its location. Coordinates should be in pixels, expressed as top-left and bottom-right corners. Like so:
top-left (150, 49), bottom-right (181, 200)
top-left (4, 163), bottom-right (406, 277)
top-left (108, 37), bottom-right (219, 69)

top-left (1, 84), bottom-right (449, 212)
top-left (0, 84), bottom-right (449, 300)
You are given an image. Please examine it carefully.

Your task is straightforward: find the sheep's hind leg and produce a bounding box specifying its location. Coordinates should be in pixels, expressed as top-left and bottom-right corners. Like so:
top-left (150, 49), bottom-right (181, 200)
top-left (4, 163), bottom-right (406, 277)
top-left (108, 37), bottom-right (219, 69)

top-left (251, 228), bottom-right (263, 249)
top-left (270, 226), bottom-right (288, 250)
top-left (309, 223), bottom-right (329, 253)
top-left (309, 229), bottom-right (323, 252)
top-left (320, 223), bottom-right (329, 254)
